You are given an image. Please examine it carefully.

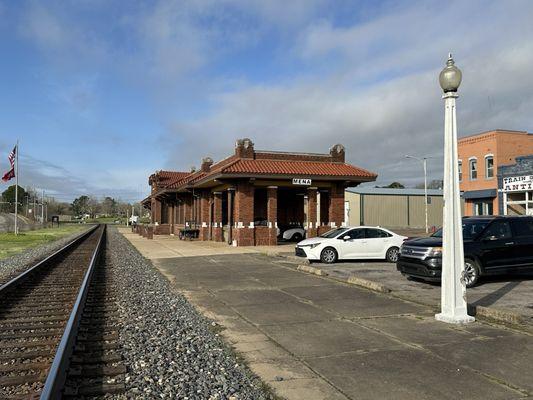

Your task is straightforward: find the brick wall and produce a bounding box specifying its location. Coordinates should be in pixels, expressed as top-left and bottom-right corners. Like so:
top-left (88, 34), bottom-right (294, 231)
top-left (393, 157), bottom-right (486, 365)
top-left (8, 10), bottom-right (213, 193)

top-left (307, 188), bottom-right (318, 238)
top-left (254, 226), bottom-right (270, 246)
top-left (458, 131), bottom-right (533, 216)
top-left (213, 192), bottom-right (224, 242)
top-left (154, 224), bottom-right (170, 235)
top-left (199, 191), bottom-right (210, 240)
top-left (266, 187), bottom-right (278, 245)
top-left (234, 182), bottom-right (255, 245)
top-left (329, 183), bottom-right (345, 227)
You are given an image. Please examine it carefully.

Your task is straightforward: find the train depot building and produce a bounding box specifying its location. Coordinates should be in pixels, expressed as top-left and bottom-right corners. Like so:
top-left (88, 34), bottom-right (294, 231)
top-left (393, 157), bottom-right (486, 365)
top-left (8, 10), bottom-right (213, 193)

top-left (142, 139), bottom-right (376, 246)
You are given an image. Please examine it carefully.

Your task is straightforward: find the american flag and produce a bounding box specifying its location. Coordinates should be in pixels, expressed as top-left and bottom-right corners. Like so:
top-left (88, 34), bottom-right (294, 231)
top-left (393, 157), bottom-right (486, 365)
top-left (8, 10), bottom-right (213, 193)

top-left (2, 145), bottom-right (17, 182)
top-left (8, 146), bottom-right (16, 168)
top-left (2, 168), bottom-right (14, 182)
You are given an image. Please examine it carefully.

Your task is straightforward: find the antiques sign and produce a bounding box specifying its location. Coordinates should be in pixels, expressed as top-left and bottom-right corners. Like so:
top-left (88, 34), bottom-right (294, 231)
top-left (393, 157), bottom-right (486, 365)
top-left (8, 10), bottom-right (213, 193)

top-left (501, 175), bottom-right (533, 192)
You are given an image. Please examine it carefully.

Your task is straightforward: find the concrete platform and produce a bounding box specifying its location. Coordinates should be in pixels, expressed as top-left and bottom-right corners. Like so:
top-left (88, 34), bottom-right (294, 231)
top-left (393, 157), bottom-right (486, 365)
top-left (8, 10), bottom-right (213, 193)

top-left (118, 226), bottom-right (294, 258)
top-left (120, 230), bottom-right (533, 400)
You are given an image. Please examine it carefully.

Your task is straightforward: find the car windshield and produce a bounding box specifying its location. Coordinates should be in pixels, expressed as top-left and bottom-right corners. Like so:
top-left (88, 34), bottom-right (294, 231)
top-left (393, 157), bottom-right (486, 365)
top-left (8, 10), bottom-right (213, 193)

top-left (320, 228), bottom-right (349, 239)
top-left (432, 220), bottom-right (491, 240)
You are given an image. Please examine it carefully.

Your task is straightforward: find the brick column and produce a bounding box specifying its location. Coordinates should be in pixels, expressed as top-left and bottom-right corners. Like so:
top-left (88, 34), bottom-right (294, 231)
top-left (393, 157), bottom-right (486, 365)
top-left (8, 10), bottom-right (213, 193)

top-left (307, 187), bottom-right (318, 238)
top-left (329, 183), bottom-right (345, 227)
top-left (213, 192), bottom-right (224, 242)
top-left (170, 203), bottom-right (175, 234)
top-left (234, 182), bottom-right (254, 246)
top-left (227, 188), bottom-right (235, 245)
top-left (184, 195), bottom-right (193, 225)
top-left (152, 198), bottom-right (162, 224)
top-left (267, 186), bottom-right (278, 245)
top-left (199, 191), bottom-right (210, 240)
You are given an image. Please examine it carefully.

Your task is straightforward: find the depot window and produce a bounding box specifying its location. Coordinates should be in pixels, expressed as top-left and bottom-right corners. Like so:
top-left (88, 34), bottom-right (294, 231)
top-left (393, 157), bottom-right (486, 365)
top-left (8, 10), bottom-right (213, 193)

top-left (469, 158), bottom-right (477, 180)
top-left (458, 160), bottom-right (463, 182)
top-left (485, 155), bottom-right (494, 179)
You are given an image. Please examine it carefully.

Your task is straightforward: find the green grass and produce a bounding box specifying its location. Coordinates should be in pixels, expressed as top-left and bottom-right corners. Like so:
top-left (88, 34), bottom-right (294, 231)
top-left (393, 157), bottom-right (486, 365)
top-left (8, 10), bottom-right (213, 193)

top-left (0, 225), bottom-right (88, 260)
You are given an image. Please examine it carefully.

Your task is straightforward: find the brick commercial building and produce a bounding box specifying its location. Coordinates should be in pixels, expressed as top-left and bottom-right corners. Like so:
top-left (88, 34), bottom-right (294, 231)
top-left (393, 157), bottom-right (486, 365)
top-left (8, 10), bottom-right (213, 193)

top-left (458, 130), bottom-right (533, 216)
top-left (142, 139), bottom-right (376, 246)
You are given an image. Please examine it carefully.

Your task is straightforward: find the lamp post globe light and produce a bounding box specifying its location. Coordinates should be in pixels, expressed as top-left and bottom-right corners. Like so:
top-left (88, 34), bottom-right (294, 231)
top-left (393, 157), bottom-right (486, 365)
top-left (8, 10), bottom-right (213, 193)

top-left (435, 54), bottom-right (475, 324)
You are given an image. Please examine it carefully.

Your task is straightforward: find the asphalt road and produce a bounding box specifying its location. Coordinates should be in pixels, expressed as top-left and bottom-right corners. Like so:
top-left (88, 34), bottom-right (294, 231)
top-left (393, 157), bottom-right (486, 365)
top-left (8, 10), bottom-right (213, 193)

top-left (154, 253), bottom-right (533, 400)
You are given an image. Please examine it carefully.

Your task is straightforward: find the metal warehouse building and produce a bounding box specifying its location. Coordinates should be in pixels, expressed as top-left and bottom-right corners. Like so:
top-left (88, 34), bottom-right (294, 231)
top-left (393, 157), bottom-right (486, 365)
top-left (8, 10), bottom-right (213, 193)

top-left (345, 187), bottom-right (465, 229)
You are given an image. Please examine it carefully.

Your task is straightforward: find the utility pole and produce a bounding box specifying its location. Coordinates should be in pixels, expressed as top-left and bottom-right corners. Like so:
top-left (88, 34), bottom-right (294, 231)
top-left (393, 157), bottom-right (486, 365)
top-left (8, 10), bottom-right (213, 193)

top-left (405, 155), bottom-right (430, 234)
top-left (14, 140), bottom-right (19, 235)
top-left (41, 190), bottom-right (45, 224)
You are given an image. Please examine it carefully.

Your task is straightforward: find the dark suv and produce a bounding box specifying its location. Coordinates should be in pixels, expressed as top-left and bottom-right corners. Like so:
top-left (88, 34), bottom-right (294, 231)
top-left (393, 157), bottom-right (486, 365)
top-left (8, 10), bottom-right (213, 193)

top-left (397, 216), bottom-right (533, 287)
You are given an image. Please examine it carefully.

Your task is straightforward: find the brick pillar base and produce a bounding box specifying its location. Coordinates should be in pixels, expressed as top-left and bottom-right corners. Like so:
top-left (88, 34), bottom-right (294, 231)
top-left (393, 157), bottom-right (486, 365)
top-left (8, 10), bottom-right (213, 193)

top-left (235, 227), bottom-right (254, 246)
top-left (306, 227), bottom-right (318, 238)
top-left (268, 227), bottom-right (277, 245)
top-left (199, 226), bottom-right (209, 241)
top-left (213, 226), bottom-right (223, 242)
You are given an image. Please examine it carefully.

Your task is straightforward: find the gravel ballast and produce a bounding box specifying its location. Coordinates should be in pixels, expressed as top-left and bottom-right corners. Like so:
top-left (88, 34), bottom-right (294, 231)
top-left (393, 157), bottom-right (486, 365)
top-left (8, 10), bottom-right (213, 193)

top-left (106, 226), bottom-right (275, 399)
top-left (0, 226), bottom-right (92, 284)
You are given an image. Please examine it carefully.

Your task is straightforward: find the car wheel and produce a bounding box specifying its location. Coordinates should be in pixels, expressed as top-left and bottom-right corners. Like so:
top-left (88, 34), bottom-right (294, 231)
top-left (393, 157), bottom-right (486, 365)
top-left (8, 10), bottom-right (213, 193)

top-left (320, 247), bottom-right (338, 264)
top-left (463, 258), bottom-right (480, 288)
top-left (292, 232), bottom-right (303, 242)
top-left (386, 246), bottom-right (400, 263)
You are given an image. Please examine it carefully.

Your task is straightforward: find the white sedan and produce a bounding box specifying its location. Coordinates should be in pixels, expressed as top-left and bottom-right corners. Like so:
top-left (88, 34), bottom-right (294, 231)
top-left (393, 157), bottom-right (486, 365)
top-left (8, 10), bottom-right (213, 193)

top-left (295, 226), bottom-right (407, 264)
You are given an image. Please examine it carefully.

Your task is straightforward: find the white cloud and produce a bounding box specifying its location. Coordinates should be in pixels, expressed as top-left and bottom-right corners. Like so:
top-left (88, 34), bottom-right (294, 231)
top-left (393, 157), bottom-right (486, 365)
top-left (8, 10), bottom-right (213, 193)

top-left (162, 0), bottom-right (533, 187)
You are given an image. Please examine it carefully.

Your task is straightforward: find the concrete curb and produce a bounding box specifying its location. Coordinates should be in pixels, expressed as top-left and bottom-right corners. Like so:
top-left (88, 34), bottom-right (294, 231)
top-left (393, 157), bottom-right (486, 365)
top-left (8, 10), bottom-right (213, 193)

top-left (473, 305), bottom-right (525, 326)
top-left (346, 275), bottom-right (392, 294)
top-left (297, 264), bottom-right (328, 276)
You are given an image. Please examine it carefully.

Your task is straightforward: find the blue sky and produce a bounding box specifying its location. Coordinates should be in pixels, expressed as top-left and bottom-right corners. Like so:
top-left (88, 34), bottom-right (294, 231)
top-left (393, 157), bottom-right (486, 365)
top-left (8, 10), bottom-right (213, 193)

top-left (0, 0), bottom-right (532, 203)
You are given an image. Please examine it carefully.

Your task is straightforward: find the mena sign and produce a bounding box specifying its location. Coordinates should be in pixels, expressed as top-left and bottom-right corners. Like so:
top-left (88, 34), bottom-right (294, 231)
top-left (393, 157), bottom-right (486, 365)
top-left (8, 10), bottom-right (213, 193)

top-left (292, 178), bottom-right (312, 186)
top-left (501, 175), bottom-right (533, 192)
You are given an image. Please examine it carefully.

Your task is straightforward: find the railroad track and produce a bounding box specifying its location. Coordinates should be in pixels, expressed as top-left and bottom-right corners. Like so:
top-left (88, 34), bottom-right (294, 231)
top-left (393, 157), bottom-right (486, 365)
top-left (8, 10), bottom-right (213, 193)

top-left (0, 224), bottom-right (126, 399)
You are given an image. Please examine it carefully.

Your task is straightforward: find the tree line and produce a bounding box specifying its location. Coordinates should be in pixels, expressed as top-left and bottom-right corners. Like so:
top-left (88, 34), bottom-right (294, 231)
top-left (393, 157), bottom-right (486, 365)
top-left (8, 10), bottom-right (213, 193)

top-left (1, 185), bottom-right (140, 219)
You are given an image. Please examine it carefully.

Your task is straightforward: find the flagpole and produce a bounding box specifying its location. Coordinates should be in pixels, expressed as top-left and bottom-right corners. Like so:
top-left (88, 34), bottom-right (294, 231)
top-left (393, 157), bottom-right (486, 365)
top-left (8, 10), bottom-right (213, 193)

top-left (14, 140), bottom-right (19, 235)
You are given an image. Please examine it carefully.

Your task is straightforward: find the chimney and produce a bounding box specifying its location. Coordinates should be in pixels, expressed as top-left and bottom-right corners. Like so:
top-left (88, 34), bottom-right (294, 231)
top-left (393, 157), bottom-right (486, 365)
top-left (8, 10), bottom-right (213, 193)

top-left (201, 157), bottom-right (214, 172)
top-left (330, 144), bottom-right (345, 162)
top-left (235, 138), bottom-right (255, 158)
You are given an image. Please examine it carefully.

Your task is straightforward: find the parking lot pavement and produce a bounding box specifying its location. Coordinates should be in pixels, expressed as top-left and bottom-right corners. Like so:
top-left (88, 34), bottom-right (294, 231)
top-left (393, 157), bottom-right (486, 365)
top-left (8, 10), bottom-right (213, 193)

top-left (307, 259), bottom-right (533, 322)
top-left (152, 253), bottom-right (533, 400)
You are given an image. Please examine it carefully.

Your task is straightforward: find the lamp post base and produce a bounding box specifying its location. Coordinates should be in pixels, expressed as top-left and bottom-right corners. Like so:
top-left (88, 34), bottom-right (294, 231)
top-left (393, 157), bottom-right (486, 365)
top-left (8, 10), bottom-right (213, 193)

top-left (435, 312), bottom-right (475, 324)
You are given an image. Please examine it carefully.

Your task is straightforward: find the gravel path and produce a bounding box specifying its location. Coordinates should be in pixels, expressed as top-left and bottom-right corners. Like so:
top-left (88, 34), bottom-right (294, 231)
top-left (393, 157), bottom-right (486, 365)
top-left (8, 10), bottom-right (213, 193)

top-left (0, 226), bottom-right (92, 285)
top-left (107, 226), bottom-right (275, 400)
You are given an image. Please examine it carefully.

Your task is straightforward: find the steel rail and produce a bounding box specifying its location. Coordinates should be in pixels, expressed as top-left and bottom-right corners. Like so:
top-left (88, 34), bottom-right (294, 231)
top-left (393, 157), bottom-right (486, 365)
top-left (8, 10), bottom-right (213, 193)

top-left (0, 224), bottom-right (99, 293)
top-left (40, 224), bottom-right (106, 399)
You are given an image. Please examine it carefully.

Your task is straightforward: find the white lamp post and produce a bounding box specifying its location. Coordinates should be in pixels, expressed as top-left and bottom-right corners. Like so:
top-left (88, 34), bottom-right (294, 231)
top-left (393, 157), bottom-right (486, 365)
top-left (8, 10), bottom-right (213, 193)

top-left (405, 155), bottom-right (429, 233)
top-left (435, 54), bottom-right (474, 324)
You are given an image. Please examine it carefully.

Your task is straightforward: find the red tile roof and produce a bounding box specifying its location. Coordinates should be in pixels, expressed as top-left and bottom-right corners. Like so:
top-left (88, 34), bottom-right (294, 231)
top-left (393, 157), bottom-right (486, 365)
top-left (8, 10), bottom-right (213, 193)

top-left (158, 170), bottom-right (190, 182)
top-left (166, 172), bottom-right (199, 188)
top-left (220, 159), bottom-right (376, 178)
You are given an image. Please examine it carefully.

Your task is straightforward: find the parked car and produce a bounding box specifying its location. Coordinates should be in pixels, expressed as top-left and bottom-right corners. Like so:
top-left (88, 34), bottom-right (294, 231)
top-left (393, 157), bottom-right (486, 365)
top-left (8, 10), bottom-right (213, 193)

top-left (281, 226), bottom-right (306, 241)
top-left (295, 226), bottom-right (407, 263)
top-left (397, 216), bottom-right (533, 288)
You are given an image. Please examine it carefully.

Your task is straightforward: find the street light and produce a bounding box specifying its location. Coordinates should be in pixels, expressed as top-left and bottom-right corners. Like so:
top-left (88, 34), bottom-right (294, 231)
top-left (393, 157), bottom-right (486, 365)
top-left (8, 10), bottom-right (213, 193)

top-left (435, 54), bottom-right (474, 324)
top-left (405, 155), bottom-right (430, 233)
